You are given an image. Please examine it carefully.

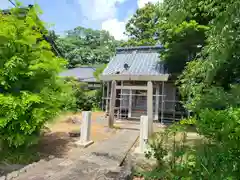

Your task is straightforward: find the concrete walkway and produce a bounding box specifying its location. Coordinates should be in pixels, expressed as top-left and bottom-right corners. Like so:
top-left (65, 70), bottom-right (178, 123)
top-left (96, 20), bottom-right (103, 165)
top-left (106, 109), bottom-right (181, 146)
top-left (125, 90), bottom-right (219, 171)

top-left (10, 129), bottom-right (139, 180)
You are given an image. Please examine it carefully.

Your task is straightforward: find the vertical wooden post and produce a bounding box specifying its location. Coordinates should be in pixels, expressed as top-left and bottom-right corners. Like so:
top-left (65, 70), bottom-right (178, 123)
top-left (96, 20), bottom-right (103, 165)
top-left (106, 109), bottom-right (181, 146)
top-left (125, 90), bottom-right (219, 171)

top-left (128, 89), bottom-right (132, 118)
top-left (109, 80), bottom-right (116, 128)
top-left (105, 82), bottom-right (110, 113)
top-left (161, 81), bottom-right (165, 124)
top-left (154, 84), bottom-right (160, 121)
top-left (147, 81), bottom-right (153, 136)
top-left (173, 86), bottom-right (176, 122)
top-left (101, 82), bottom-right (105, 111)
top-left (120, 81), bottom-right (123, 119)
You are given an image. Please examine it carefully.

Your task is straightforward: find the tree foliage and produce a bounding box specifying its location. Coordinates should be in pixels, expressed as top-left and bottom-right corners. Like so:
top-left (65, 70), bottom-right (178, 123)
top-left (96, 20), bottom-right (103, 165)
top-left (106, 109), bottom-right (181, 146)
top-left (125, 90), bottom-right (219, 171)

top-left (94, 64), bottom-right (107, 80)
top-left (56, 27), bottom-right (120, 68)
top-left (129, 0), bottom-right (240, 179)
top-left (123, 2), bottom-right (209, 74)
top-left (154, 0), bottom-right (214, 74)
top-left (0, 6), bottom-right (75, 148)
top-left (48, 30), bottom-right (59, 41)
top-left (65, 77), bottom-right (101, 111)
top-left (176, 0), bottom-right (240, 111)
top-left (122, 3), bottom-right (158, 46)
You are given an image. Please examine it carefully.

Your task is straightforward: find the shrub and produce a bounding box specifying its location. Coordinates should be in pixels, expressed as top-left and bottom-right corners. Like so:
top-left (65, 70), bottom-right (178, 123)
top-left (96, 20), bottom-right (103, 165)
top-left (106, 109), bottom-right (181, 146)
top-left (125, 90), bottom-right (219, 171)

top-left (65, 77), bottom-right (101, 111)
top-left (0, 6), bottom-right (75, 148)
top-left (76, 89), bottom-right (100, 111)
top-left (144, 108), bottom-right (240, 179)
top-left (144, 124), bottom-right (189, 179)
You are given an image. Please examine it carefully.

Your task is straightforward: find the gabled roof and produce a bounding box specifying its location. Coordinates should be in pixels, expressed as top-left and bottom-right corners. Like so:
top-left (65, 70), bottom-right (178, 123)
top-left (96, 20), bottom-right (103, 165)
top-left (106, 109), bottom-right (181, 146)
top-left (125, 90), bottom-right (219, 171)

top-left (60, 67), bottom-right (97, 82)
top-left (101, 46), bottom-right (169, 81)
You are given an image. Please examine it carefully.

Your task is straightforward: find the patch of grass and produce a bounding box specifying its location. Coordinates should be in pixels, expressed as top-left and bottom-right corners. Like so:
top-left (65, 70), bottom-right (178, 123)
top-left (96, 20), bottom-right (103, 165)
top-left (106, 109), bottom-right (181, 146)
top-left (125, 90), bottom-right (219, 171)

top-left (113, 125), bottom-right (121, 129)
top-left (132, 168), bottom-right (145, 177)
top-left (0, 146), bottom-right (41, 165)
top-left (48, 112), bottom-right (72, 125)
top-left (92, 108), bottom-right (103, 112)
top-left (132, 167), bottom-right (164, 180)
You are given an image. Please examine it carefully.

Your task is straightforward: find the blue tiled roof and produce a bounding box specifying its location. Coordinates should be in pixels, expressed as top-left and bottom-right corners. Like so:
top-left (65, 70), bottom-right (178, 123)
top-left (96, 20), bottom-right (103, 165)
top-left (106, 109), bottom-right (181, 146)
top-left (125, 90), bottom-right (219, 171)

top-left (102, 46), bottom-right (167, 76)
top-left (60, 67), bottom-right (97, 82)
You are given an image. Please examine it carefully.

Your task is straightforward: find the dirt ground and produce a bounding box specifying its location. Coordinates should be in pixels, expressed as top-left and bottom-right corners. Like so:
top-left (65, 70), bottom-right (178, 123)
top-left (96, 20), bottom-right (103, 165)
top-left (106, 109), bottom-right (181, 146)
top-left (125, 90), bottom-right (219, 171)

top-left (38, 111), bottom-right (117, 159)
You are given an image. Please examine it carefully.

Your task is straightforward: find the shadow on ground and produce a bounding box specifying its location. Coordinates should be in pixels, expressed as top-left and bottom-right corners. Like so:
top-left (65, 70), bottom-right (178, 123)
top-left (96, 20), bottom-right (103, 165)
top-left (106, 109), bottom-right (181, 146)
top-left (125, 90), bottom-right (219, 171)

top-left (38, 131), bottom-right (78, 159)
top-left (0, 131), bottom-right (78, 177)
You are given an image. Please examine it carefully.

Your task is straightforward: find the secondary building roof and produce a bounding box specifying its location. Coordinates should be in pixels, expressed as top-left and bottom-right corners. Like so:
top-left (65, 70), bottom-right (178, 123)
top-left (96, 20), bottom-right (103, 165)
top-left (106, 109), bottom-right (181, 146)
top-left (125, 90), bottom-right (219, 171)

top-left (60, 67), bottom-right (97, 82)
top-left (101, 46), bottom-right (169, 81)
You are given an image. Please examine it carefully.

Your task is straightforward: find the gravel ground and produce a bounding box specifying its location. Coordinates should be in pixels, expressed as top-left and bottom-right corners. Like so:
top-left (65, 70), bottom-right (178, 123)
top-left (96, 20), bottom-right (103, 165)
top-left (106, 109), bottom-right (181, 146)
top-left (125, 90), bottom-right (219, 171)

top-left (2, 129), bottom-right (139, 180)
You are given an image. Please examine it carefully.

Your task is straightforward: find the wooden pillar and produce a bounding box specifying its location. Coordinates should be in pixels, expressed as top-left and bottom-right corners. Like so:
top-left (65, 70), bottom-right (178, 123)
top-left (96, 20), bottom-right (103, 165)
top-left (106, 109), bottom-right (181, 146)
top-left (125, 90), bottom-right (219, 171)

top-left (101, 82), bottom-right (105, 111)
top-left (161, 81), bottom-right (165, 123)
top-left (120, 81), bottom-right (123, 119)
top-left (108, 80), bottom-right (116, 128)
top-left (154, 84), bottom-right (160, 121)
top-left (128, 89), bottom-right (132, 118)
top-left (173, 86), bottom-right (176, 122)
top-left (147, 81), bottom-right (153, 136)
top-left (105, 81), bottom-right (110, 113)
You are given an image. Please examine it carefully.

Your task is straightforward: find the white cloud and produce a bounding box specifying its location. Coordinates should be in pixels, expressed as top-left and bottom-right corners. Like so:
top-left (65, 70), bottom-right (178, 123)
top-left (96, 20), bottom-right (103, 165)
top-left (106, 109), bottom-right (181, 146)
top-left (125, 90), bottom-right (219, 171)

top-left (78, 0), bottom-right (127, 21)
top-left (101, 9), bottom-right (134, 41)
top-left (79, 0), bottom-right (164, 41)
top-left (100, 0), bottom-right (164, 40)
top-left (78, 0), bottom-right (130, 40)
top-left (102, 18), bottom-right (127, 40)
top-left (137, 0), bottom-right (163, 8)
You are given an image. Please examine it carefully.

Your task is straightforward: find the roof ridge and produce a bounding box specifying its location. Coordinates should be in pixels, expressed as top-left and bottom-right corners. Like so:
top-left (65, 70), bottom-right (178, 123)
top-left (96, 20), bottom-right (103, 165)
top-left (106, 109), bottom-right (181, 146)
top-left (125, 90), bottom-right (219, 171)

top-left (116, 45), bottom-right (163, 52)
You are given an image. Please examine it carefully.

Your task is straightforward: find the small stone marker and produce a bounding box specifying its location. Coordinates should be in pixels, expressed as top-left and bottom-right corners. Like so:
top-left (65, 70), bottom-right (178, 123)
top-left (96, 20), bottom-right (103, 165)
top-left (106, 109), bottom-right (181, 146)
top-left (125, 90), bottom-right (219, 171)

top-left (135, 115), bottom-right (149, 154)
top-left (75, 111), bottom-right (94, 148)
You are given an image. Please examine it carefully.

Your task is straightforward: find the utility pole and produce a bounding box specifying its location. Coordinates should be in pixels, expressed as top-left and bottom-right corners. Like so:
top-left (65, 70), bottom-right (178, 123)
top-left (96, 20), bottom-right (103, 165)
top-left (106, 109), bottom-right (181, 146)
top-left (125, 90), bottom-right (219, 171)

top-left (8, 0), bottom-right (16, 7)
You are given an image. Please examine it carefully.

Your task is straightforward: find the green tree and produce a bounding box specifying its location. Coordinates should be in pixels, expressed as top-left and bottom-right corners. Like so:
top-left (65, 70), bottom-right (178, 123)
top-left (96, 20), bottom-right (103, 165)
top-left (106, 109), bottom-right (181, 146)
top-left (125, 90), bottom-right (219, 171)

top-left (0, 5), bottom-right (75, 148)
top-left (134, 0), bottom-right (240, 179)
top-left (154, 0), bottom-right (212, 74)
top-left (122, 3), bottom-right (158, 46)
top-left (56, 27), bottom-right (119, 68)
top-left (122, 1), bottom-right (209, 75)
top-left (176, 0), bottom-right (240, 111)
top-left (48, 30), bottom-right (59, 41)
top-left (94, 64), bottom-right (107, 80)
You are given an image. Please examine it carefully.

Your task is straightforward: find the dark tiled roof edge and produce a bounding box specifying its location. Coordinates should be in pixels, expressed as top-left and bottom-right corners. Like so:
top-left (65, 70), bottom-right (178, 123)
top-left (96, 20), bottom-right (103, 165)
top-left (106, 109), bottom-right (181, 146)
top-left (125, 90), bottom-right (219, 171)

top-left (116, 45), bottom-right (163, 52)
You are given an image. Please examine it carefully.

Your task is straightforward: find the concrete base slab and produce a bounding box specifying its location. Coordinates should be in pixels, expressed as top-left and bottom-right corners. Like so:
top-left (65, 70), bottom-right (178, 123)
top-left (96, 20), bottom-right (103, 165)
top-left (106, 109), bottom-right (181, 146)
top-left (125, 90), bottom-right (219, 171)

top-left (134, 146), bottom-right (152, 155)
top-left (134, 146), bottom-right (145, 155)
top-left (75, 140), bottom-right (94, 148)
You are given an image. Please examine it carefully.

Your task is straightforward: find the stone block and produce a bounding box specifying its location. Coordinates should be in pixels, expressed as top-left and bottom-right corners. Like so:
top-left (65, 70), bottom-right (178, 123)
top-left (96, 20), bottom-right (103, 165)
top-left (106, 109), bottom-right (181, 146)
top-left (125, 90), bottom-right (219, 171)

top-left (6, 170), bottom-right (19, 180)
top-left (75, 140), bottom-right (94, 148)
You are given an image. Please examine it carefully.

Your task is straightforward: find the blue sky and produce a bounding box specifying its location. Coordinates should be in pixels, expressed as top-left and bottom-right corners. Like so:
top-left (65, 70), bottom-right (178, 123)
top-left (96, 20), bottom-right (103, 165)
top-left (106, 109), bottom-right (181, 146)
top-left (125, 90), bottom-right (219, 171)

top-left (0, 0), bottom-right (160, 40)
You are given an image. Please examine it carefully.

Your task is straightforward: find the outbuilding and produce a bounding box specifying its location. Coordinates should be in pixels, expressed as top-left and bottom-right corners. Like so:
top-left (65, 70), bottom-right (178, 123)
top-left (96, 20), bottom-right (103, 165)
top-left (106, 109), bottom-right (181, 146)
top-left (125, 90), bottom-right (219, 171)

top-left (101, 46), bottom-right (187, 124)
